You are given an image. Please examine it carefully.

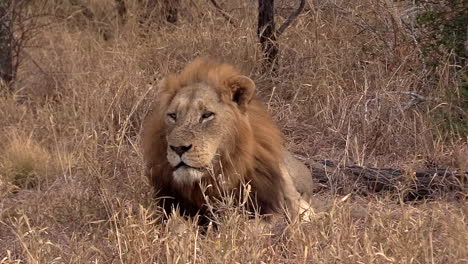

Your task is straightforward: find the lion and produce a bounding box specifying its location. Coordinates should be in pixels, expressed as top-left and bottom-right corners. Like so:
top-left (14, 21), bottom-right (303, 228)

top-left (141, 57), bottom-right (314, 224)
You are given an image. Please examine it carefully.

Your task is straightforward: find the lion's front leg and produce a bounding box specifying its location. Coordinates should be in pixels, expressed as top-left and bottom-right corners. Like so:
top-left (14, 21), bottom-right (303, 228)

top-left (295, 197), bottom-right (314, 222)
top-left (280, 164), bottom-right (315, 223)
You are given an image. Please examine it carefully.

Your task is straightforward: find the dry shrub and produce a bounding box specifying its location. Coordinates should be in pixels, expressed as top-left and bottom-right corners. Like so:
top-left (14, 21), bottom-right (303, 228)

top-left (0, 132), bottom-right (58, 190)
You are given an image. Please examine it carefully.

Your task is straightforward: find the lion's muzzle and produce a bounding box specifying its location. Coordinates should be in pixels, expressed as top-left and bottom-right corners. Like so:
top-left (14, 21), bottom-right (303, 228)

top-left (170, 144), bottom-right (192, 156)
top-left (166, 141), bottom-right (215, 185)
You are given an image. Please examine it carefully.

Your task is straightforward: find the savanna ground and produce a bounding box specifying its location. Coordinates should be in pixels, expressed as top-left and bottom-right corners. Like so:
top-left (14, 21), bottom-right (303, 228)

top-left (0, 0), bottom-right (467, 263)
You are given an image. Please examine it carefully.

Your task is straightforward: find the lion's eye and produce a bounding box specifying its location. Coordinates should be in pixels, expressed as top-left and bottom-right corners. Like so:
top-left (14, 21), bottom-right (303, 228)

top-left (201, 112), bottom-right (214, 120)
top-left (167, 113), bottom-right (177, 122)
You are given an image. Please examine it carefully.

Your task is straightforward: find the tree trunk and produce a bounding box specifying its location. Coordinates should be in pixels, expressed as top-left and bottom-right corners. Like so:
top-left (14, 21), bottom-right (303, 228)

top-left (257, 0), bottom-right (278, 70)
top-left (0, 1), bottom-right (13, 85)
top-left (164, 0), bottom-right (179, 24)
top-left (114, 0), bottom-right (127, 24)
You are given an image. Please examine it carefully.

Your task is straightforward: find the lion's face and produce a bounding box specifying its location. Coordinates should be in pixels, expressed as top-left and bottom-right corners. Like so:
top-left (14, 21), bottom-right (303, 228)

top-left (164, 82), bottom-right (239, 185)
top-left (144, 58), bottom-right (311, 221)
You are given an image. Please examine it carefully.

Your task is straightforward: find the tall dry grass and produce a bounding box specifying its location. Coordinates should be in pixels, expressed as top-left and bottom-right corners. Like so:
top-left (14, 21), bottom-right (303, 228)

top-left (0, 0), bottom-right (466, 263)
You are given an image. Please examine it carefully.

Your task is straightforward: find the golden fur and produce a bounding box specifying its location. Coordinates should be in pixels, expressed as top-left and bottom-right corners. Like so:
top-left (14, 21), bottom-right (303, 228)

top-left (141, 58), bottom-right (312, 222)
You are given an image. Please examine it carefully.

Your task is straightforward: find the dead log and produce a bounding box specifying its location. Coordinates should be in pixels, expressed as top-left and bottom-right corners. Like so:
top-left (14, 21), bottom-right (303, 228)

top-left (306, 159), bottom-right (467, 201)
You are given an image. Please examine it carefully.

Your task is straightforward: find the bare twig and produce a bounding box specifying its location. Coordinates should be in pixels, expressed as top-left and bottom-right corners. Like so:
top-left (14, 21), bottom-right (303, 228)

top-left (387, 91), bottom-right (434, 100)
top-left (0, 0), bottom-right (55, 89)
top-left (208, 0), bottom-right (237, 25)
top-left (276, 0), bottom-right (305, 37)
top-left (386, 91), bottom-right (436, 110)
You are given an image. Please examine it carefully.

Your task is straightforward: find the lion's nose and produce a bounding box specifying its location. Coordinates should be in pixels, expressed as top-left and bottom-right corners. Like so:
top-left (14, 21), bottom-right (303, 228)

top-left (170, 145), bottom-right (192, 156)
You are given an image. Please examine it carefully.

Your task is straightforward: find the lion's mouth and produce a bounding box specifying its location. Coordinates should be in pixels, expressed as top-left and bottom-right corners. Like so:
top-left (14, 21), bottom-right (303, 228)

top-left (173, 162), bottom-right (204, 172)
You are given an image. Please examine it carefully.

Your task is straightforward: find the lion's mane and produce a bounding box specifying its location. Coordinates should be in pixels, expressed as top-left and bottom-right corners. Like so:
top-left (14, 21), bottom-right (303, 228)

top-left (142, 58), bottom-right (287, 219)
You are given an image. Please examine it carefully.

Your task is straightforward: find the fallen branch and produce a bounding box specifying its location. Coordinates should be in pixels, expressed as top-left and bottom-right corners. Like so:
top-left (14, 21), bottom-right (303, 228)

top-left (306, 159), bottom-right (467, 201)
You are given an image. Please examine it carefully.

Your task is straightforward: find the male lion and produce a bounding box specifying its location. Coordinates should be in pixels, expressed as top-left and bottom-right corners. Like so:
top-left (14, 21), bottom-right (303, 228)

top-left (142, 58), bottom-right (314, 224)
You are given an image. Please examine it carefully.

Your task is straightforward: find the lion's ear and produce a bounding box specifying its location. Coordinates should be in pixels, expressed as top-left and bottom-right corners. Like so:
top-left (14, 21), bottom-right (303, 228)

top-left (226, 75), bottom-right (255, 110)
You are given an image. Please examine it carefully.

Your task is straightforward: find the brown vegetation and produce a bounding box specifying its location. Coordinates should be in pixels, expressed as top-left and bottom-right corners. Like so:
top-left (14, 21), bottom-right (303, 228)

top-left (0, 0), bottom-right (466, 263)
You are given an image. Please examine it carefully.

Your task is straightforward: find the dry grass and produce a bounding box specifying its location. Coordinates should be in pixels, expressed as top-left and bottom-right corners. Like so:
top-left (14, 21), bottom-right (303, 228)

top-left (0, 0), bottom-right (466, 263)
